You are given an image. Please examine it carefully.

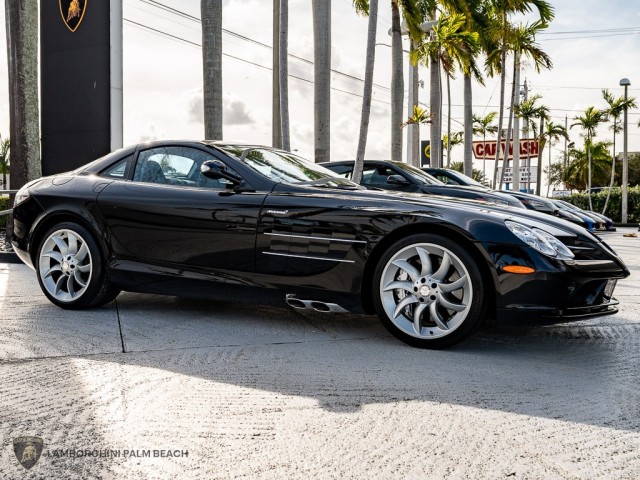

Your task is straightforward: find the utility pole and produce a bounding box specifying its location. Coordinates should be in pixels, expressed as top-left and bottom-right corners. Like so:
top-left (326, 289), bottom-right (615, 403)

top-left (512, 56), bottom-right (522, 192)
top-left (620, 78), bottom-right (631, 223)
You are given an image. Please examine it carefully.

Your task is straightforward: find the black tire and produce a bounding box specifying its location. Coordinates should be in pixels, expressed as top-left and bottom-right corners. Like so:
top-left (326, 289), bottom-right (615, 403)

top-left (35, 221), bottom-right (120, 309)
top-left (373, 233), bottom-right (487, 348)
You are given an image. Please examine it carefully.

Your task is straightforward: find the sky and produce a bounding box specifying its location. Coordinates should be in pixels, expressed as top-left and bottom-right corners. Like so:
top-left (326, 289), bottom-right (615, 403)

top-left (1, 0), bottom-right (639, 191)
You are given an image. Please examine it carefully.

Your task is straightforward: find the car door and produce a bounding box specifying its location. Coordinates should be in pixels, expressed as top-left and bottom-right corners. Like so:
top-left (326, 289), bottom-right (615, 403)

top-left (96, 145), bottom-right (266, 272)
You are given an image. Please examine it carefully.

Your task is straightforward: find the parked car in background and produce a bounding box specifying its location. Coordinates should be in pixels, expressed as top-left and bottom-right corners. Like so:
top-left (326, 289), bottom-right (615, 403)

top-left (500, 190), bottom-right (559, 216)
top-left (551, 200), bottom-right (597, 231)
top-left (422, 167), bottom-right (488, 189)
top-left (322, 161), bottom-right (525, 209)
top-left (553, 199), bottom-right (614, 232)
top-left (586, 210), bottom-right (615, 231)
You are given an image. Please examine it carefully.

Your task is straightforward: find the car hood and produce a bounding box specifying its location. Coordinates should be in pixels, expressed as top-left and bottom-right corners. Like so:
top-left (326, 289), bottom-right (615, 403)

top-left (286, 184), bottom-right (594, 240)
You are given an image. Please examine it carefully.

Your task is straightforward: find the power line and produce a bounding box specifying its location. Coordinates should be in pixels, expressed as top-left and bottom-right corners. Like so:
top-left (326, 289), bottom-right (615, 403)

top-left (539, 26), bottom-right (640, 35)
top-left (123, 18), bottom-right (392, 106)
top-left (132, 0), bottom-right (391, 92)
top-left (541, 32), bottom-right (640, 41)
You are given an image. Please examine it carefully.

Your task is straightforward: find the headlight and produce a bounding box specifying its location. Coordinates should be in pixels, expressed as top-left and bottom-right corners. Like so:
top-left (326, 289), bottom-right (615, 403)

top-left (505, 221), bottom-right (574, 259)
top-left (13, 186), bottom-right (30, 207)
top-left (532, 228), bottom-right (574, 259)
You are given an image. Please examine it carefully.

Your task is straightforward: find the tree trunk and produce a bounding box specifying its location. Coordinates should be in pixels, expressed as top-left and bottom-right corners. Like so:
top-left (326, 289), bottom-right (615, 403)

top-left (498, 57), bottom-right (516, 190)
top-left (312, 0), bottom-right (331, 163)
top-left (279, 0), bottom-right (291, 151)
top-left (602, 120), bottom-right (617, 214)
top-left (429, 55), bottom-right (440, 168)
top-left (408, 40), bottom-right (420, 167)
top-left (546, 135), bottom-right (552, 196)
top-left (353, 0), bottom-right (378, 183)
top-left (390, 2), bottom-right (403, 161)
top-left (272, 0), bottom-right (282, 148)
top-left (201, 0), bottom-right (223, 140)
top-left (535, 117), bottom-right (544, 195)
top-left (492, 17), bottom-right (507, 188)
top-left (463, 74), bottom-right (473, 177)
top-left (587, 136), bottom-right (593, 210)
top-left (512, 52), bottom-right (521, 192)
top-left (446, 74), bottom-right (452, 167)
top-left (5, 0), bottom-right (41, 237)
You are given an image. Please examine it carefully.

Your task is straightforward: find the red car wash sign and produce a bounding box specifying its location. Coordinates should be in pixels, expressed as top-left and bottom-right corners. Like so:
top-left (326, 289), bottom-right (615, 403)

top-left (472, 139), bottom-right (539, 160)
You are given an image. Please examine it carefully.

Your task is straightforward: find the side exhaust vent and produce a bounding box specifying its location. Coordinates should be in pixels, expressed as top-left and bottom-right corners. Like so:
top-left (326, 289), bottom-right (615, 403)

top-left (285, 295), bottom-right (349, 313)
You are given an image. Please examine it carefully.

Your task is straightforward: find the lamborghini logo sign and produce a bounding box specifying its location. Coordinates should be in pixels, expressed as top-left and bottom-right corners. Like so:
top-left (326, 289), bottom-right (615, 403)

top-left (59, 0), bottom-right (87, 32)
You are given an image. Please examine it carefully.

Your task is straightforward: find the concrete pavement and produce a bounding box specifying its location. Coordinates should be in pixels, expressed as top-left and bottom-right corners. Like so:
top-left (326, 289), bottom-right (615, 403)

top-left (1, 228), bottom-right (639, 478)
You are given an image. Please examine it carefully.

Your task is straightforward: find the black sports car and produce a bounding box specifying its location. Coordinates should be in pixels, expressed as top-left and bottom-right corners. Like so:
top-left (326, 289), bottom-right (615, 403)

top-left (321, 160), bottom-right (525, 209)
top-left (11, 141), bottom-right (629, 348)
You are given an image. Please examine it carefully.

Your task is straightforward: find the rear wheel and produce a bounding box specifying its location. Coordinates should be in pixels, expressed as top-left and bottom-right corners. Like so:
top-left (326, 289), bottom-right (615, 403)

top-left (36, 222), bottom-right (120, 309)
top-left (373, 233), bottom-right (487, 348)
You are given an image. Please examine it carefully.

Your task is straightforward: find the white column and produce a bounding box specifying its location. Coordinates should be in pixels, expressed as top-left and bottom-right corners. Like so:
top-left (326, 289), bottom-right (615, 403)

top-left (110, 0), bottom-right (123, 150)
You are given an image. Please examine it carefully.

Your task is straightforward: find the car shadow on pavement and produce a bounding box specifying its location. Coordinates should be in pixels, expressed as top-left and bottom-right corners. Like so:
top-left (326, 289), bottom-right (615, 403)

top-left (106, 293), bottom-right (640, 433)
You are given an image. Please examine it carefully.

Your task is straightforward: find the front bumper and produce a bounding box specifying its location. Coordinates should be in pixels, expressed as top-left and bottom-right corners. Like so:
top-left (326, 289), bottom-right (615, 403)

top-left (483, 240), bottom-right (629, 322)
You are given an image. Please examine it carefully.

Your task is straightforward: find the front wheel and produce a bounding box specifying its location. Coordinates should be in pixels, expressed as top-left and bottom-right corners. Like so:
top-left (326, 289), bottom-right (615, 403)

top-left (373, 234), bottom-right (487, 348)
top-left (36, 222), bottom-right (120, 309)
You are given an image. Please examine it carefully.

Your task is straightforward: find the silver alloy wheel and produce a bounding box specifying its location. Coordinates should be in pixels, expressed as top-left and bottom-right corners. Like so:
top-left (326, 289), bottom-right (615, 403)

top-left (380, 242), bottom-right (472, 339)
top-left (38, 229), bottom-right (93, 303)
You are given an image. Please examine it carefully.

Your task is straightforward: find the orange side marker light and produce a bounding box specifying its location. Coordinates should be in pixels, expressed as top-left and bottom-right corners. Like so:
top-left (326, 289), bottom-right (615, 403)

top-left (503, 265), bottom-right (536, 274)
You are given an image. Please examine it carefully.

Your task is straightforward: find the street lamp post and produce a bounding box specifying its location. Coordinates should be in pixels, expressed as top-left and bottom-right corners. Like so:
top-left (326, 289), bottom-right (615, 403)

top-left (620, 78), bottom-right (630, 224)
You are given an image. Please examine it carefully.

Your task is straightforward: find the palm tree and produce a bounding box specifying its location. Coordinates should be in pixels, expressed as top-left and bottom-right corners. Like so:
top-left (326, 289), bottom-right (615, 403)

top-left (485, 1), bottom-right (554, 189)
top-left (513, 93), bottom-right (548, 192)
top-left (279, 0), bottom-right (291, 151)
top-left (444, 0), bottom-right (487, 178)
top-left (496, 20), bottom-right (552, 190)
top-left (571, 106), bottom-right (607, 210)
top-left (312, 0), bottom-right (331, 163)
top-left (539, 121), bottom-right (568, 196)
top-left (564, 141), bottom-right (612, 191)
top-left (601, 89), bottom-right (637, 214)
top-left (352, 0), bottom-right (378, 183)
top-left (201, 0), bottom-right (223, 140)
top-left (443, 131), bottom-right (464, 165)
top-left (472, 112), bottom-right (498, 182)
top-left (5, 0), bottom-right (41, 195)
top-left (412, 13), bottom-right (479, 168)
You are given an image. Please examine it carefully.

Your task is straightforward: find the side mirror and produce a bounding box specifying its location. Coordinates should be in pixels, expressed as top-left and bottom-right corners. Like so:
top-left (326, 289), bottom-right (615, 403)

top-left (201, 160), bottom-right (243, 185)
top-left (386, 174), bottom-right (410, 186)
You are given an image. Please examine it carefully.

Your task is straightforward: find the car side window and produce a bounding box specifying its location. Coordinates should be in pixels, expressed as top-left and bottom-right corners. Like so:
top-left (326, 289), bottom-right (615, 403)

top-left (360, 166), bottom-right (397, 187)
top-left (132, 146), bottom-right (238, 190)
top-left (101, 155), bottom-right (133, 179)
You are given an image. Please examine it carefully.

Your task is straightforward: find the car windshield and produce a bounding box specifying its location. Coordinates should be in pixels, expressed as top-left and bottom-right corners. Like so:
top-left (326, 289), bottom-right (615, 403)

top-left (446, 170), bottom-right (484, 187)
top-left (216, 145), bottom-right (359, 188)
top-left (392, 162), bottom-right (445, 185)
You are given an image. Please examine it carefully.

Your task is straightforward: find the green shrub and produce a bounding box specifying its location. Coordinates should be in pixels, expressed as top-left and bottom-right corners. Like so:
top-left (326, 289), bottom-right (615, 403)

top-left (555, 186), bottom-right (640, 223)
top-left (0, 195), bottom-right (9, 228)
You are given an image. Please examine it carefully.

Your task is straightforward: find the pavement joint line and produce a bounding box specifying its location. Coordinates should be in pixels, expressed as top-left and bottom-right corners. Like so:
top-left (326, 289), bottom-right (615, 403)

top-left (0, 335), bottom-right (389, 365)
top-left (114, 297), bottom-right (127, 354)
